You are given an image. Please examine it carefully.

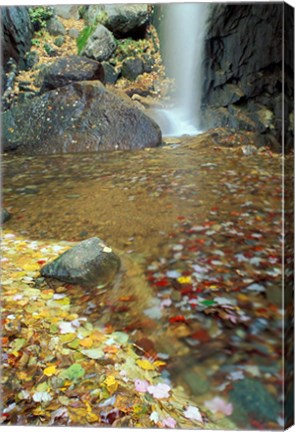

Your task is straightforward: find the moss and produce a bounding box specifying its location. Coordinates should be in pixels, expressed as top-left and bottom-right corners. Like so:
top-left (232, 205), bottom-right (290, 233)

top-left (28, 6), bottom-right (54, 31)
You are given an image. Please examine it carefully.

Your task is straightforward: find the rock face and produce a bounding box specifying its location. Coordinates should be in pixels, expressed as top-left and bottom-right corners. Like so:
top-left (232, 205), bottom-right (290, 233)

top-left (202, 3), bottom-right (294, 150)
top-left (40, 56), bottom-right (105, 93)
top-left (84, 4), bottom-right (149, 38)
top-left (2, 80), bottom-right (162, 154)
top-left (40, 237), bottom-right (121, 288)
top-left (80, 24), bottom-right (116, 62)
top-left (1, 6), bottom-right (33, 72)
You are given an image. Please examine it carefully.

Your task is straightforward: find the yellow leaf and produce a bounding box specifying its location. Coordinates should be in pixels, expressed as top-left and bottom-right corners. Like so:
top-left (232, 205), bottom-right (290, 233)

top-left (44, 365), bottom-right (57, 376)
top-left (79, 337), bottom-right (93, 348)
top-left (209, 285), bottom-right (219, 290)
top-left (23, 263), bottom-right (40, 272)
top-left (40, 289), bottom-right (54, 300)
top-left (177, 276), bottom-right (192, 284)
top-left (153, 360), bottom-right (166, 368)
top-left (86, 412), bottom-right (99, 423)
top-left (104, 375), bottom-right (118, 394)
top-left (17, 371), bottom-right (28, 380)
top-left (136, 359), bottom-right (155, 371)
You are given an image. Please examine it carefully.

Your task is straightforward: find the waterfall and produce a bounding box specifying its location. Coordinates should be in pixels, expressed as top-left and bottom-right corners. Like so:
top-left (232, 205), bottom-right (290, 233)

top-left (154, 3), bottom-right (209, 137)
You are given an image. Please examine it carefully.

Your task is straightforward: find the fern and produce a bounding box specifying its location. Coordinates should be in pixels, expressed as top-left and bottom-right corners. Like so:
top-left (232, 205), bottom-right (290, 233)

top-left (76, 25), bottom-right (96, 55)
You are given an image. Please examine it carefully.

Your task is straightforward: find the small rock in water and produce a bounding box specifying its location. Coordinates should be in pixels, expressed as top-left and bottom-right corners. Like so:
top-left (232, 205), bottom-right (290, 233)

top-left (41, 237), bottom-right (121, 288)
top-left (1, 208), bottom-right (11, 224)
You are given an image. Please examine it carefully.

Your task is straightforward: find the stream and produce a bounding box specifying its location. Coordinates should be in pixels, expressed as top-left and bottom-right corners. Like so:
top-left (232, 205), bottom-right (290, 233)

top-left (2, 134), bottom-right (285, 429)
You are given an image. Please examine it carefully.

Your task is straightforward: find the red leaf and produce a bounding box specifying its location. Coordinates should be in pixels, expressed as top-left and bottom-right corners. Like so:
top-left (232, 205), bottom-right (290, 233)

top-left (169, 315), bottom-right (187, 324)
top-left (155, 278), bottom-right (170, 288)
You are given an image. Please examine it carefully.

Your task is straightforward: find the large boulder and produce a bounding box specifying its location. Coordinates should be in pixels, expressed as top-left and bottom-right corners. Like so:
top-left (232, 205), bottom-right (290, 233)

top-left (2, 80), bottom-right (162, 154)
top-left (40, 237), bottom-right (121, 288)
top-left (1, 6), bottom-right (33, 72)
top-left (39, 55), bottom-right (104, 93)
top-left (84, 4), bottom-right (149, 38)
top-left (80, 24), bottom-right (116, 62)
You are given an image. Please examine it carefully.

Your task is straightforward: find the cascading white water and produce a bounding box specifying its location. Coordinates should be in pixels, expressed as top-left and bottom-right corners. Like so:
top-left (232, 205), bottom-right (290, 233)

top-left (155, 3), bottom-right (209, 137)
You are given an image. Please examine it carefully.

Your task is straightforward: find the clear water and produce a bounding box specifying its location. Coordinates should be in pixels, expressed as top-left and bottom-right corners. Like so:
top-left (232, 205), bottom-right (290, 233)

top-left (2, 135), bottom-right (284, 428)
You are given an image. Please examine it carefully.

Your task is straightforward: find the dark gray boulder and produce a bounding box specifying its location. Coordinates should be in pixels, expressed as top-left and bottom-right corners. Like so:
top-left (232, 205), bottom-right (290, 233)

top-left (2, 80), bottom-right (162, 154)
top-left (80, 24), bottom-right (116, 62)
top-left (1, 6), bottom-right (33, 72)
top-left (84, 4), bottom-right (149, 38)
top-left (122, 58), bottom-right (144, 81)
top-left (40, 237), bottom-right (121, 288)
top-left (102, 62), bottom-right (120, 84)
top-left (46, 17), bottom-right (66, 36)
top-left (39, 55), bottom-right (104, 93)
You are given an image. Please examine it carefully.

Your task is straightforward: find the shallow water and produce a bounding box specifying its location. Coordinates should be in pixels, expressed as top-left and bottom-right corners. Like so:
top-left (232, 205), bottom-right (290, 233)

top-left (2, 136), bottom-right (284, 428)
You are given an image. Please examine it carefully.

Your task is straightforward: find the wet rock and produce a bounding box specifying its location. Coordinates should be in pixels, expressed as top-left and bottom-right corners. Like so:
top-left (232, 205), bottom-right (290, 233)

top-left (16, 91), bottom-right (38, 104)
top-left (229, 378), bottom-right (280, 424)
top-left (122, 58), bottom-right (144, 81)
top-left (84, 4), bottom-right (149, 38)
top-left (102, 62), bottom-right (120, 84)
top-left (1, 208), bottom-right (11, 224)
top-left (39, 56), bottom-right (104, 93)
top-left (18, 80), bottom-right (32, 91)
top-left (53, 5), bottom-right (80, 20)
top-left (143, 54), bottom-right (155, 73)
top-left (3, 80), bottom-right (162, 154)
top-left (24, 50), bottom-right (39, 70)
top-left (44, 43), bottom-right (57, 57)
top-left (80, 24), bottom-right (116, 62)
top-left (40, 237), bottom-right (121, 288)
top-left (53, 36), bottom-right (65, 48)
top-left (68, 28), bottom-right (80, 39)
top-left (46, 17), bottom-right (66, 36)
top-left (2, 6), bottom-right (33, 72)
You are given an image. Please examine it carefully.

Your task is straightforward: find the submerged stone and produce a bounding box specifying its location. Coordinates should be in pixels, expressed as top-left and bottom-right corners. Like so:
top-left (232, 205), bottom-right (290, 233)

top-left (1, 208), bottom-right (11, 224)
top-left (40, 237), bottom-right (121, 288)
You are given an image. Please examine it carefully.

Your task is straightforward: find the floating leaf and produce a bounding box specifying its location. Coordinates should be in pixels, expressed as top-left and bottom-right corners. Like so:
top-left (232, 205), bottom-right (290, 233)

top-left (33, 391), bottom-right (52, 402)
top-left (134, 379), bottom-right (149, 393)
top-left (104, 375), bottom-right (118, 394)
top-left (147, 383), bottom-right (171, 399)
top-left (183, 406), bottom-right (203, 422)
top-left (79, 337), bottom-right (94, 348)
top-left (136, 359), bottom-right (155, 371)
top-left (162, 417), bottom-right (177, 428)
top-left (44, 365), bottom-right (57, 376)
top-left (60, 363), bottom-right (85, 381)
top-left (81, 348), bottom-right (104, 359)
top-left (204, 397), bottom-right (233, 416)
top-left (177, 276), bottom-right (192, 284)
top-left (10, 337), bottom-right (26, 352)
